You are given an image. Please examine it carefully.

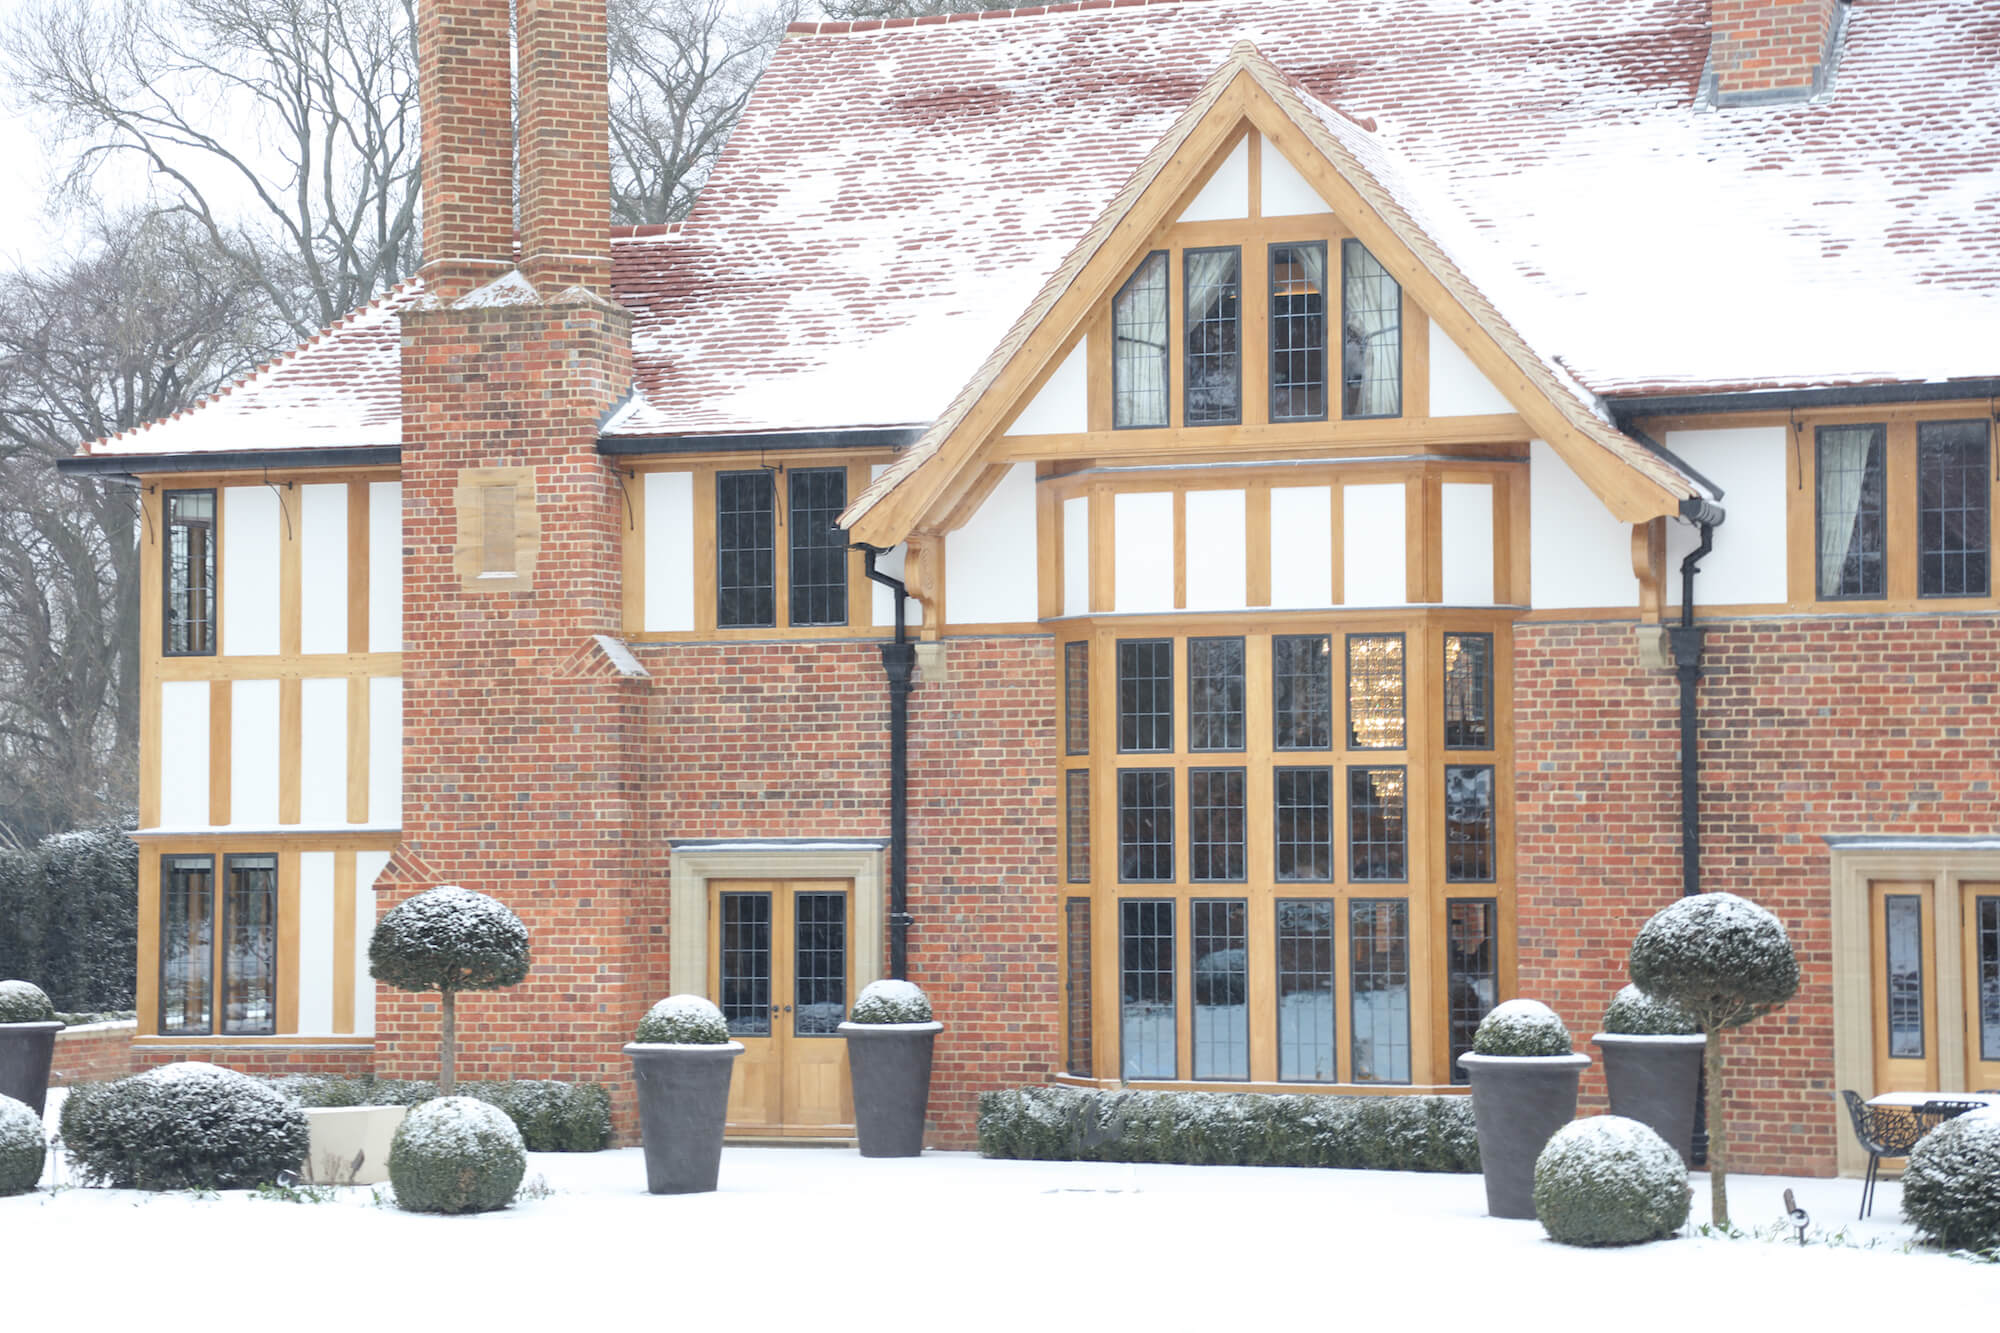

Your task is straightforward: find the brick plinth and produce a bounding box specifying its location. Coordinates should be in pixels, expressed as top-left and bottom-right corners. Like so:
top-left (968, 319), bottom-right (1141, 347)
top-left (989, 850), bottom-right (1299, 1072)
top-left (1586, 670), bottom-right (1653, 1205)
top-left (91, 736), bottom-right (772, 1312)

top-left (132, 1044), bottom-right (375, 1080)
top-left (50, 1022), bottom-right (137, 1086)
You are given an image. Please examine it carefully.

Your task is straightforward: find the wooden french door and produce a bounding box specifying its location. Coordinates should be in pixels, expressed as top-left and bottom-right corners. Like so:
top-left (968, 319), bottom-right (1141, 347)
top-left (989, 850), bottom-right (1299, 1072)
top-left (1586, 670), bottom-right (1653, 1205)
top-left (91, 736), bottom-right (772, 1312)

top-left (1966, 885), bottom-right (2000, 1091)
top-left (1870, 881), bottom-right (1938, 1094)
top-left (709, 879), bottom-right (855, 1137)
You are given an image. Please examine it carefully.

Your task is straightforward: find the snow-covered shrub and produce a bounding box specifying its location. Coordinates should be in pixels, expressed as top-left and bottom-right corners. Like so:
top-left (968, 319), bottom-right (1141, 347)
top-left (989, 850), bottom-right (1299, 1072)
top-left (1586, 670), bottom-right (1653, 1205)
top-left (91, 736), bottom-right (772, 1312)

top-left (1601, 984), bottom-right (1699, 1036)
top-left (1533, 1115), bottom-right (1690, 1246)
top-left (848, 979), bottom-right (933, 1024)
top-left (60, 1063), bottom-right (308, 1190)
top-left (266, 1075), bottom-right (613, 1151)
top-left (1471, 999), bottom-right (1572, 1056)
top-left (1901, 1109), bottom-right (2000, 1251)
top-left (0, 823), bottom-right (138, 1013)
top-left (369, 885), bottom-right (531, 1092)
top-left (0, 1093), bottom-right (44, 1195)
top-left (634, 994), bottom-right (730, 1044)
top-left (0, 979), bottom-right (54, 1024)
top-left (388, 1096), bottom-right (527, 1214)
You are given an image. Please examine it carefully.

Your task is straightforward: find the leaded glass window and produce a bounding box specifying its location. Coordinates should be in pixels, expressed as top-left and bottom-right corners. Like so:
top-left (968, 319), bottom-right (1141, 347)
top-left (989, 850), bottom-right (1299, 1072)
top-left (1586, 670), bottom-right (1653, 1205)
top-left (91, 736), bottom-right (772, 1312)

top-left (717, 470), bottom-right (776, 628)
top-left (718, 891), bottom-right (772, 1037)
top-left (1187, 636), bottom-right (1245, 751)
top-left (1191, 900), bottom-right (1248, 1080)
top-left (1443, 633), bottom-right (1493, 750)
top-left (1978, 895), bottom-right (2000, 1063)
top-left (1273, 634), bottom-right (1332, 750)
top-left (1120, 899), bottom-right (1175, 1079)
top-left (1447, 900), bottom-right (1498, 1082)
top-left (1816, 424), bottom-right (1886, 599)
top-left (1276, 899), bottom-right (1336, 1081)
top-left (1118, 769), bottom-right (1174, 882)
top-left (1341, 240), bottom-right (1401, 418)
top-left (1064, 641), bottom-right (1090, 755)
top-left (793, 891), bottom-right (847, 1036)
top-left (1444, 765), bottom-right (1495, 882)
top-left (1885, 894), bottom-right (1925, 1059)
top-left (1065, 770), bottom-right (1091, 884)
top-left (1270, 242), bottom-right (1327, 422)
top-left (1065, 898), bottom-right (1094, 1076)
top-left (1350, 898), bottom-right (1411, 1083)
top-left (1189, 768), bottom-right (1246, 882)
top-left (787, 467), bottom-right (848, 626)
top-left (221, 855), bottom-right (277, 1036)
top-left (1274, 766), bottom-right (1333, 882)
top-left (1184, 247), bottom-right (1241, 426)
top-left (1347, 633), bottom-right (1405, 750)
top-left (1117, 639), bottom-right (1174, 753)
top-left (1917, 420), bottom-right (1990, 598)
top-left (1113, 252), bottom-right (1169, 429)
top-left (160, 855), bottom-right (213, 1035)
top-left (164, 490), bottom-right (216, 657)
top-left (1349, 766), bottom-right (1407, 881)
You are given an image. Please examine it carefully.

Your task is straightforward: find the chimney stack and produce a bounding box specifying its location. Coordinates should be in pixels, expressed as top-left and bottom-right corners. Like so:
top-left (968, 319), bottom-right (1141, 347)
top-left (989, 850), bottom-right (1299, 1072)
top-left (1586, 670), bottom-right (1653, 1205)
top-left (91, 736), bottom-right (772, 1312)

top-left (417, 0), bottom-right (516, 302)
top-left (518, 0), bottom-right (612, 297)
top-left (1708, 0), bottom-right (1847, 106)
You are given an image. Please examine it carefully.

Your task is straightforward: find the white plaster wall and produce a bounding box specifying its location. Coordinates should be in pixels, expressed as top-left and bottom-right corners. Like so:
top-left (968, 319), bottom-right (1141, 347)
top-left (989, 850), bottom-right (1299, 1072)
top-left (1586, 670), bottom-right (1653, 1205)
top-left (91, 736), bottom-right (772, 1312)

top-left (1430, 323), bottom-right (1516, 417)
top-left (368, 676), bottom-right (401, 827)
top-left (296, 851), bottom-right (336, 1036)
top-left (1261, 136), bottom-right (1333, 217)
top-left (1004, 340), bottom-right (1088, 437)
top-left (1662, 427), bottom-right (1789, 606)
top-left (298, 677), bottom-right (348, 826)
top-left (299, 484), bottom-right (348, 654)
top-left (1343, 484), bottom-right (1408, 606)
top-left (1177, 136), bottom-right (1249, 222)
top-left (643, 470), bottom-right (695, 632)
top-left (1114, 491), bottom-right (1174, 613)
top-left (1441, 482), bottom-right (1496, 605)
top-left (231, 678), bottom-right (281, 827)
top-left (1530, 439), bottom-right (1638, 608)
top-left (1063, 495), bottom-right (1090, 616)
top-left (158, 681), bottom-right (210, 828)
top-left (368, 482), bottom-right (402, 653)
top-left (1184, 489), bottom-right (1247, 611)
top-left (947, 462), bottom-right (1038, 624)
top-left (353, 850), bottom-right (389, 1036)
top-left (222, 486), bottom-right (282, 656)
top-left (1270, 486), bottom-right (1333, 608)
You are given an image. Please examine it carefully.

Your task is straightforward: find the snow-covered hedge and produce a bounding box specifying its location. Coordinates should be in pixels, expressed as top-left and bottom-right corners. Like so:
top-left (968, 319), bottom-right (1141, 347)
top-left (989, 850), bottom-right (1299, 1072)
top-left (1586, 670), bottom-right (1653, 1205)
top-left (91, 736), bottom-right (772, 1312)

top-left (634, 995), bottom-right (731, 1044)
top-left (1471, 999), bottom-right (1572, 1056)
top-left (389, 1096), bottom-right (527, 1214)
top-left (1901, 1109), bottom-right (2000, 1251)
top-left (60, 1063), bottom-right (308, 1190)
top-left (848, 979), bottom-right (933, 1025)
top-left (264, 1075), bottom-right (612, 1152)
top-left (0, 823), bottom-right (138, 1014)
top-left (977, 1086), bottom-right (1478, 1173)
top-left (1627, 892), bottom-right (1798, 1030)
top-left (1533, 1115), bottom-right (1690, 1246)
top-left (0, 1093), bottom-right (44, 1195)
top-left (0, 979), bottom-right (54, 1024)
top-left (1601, 984), bottom-right (1699, 1037)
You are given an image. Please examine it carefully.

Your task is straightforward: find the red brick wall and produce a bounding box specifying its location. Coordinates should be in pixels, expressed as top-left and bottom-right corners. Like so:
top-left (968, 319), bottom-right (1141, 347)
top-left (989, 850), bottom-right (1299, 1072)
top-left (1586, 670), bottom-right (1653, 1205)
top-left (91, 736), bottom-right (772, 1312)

top-left (50, 1023), bottom-right (136, 1086)
top-left (1711, 0), bottom-right (1839, 99)
top-left (132, 1044), bottom-right (374, 1079)
top-left (1514, 612), bottom-right (2000, 1177)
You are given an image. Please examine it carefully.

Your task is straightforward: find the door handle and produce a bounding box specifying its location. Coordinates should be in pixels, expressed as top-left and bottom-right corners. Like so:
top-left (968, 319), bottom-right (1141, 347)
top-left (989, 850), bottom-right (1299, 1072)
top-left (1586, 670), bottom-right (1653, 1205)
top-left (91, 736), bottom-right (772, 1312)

top-left (784, 1005), bottom-right (793, 1013)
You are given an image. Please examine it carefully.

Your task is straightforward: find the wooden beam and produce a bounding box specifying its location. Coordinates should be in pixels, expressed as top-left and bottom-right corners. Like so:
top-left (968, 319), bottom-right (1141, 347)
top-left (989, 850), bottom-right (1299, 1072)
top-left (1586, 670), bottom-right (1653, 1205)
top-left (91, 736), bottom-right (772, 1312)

top-left (987, 413), bottom-right (1532, 463)
top-left (333, 851), bottom-right (356, 1034)
top-left (346, 482), bottom-right (369, 655)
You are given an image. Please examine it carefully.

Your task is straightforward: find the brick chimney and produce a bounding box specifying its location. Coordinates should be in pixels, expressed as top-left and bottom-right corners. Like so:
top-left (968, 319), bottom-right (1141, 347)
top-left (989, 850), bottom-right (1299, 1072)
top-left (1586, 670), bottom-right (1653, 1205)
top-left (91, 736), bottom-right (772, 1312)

top-left (1708, 0), bottom-right (1848, 106)
top-left (518, 0), bottom-right (612, 296)
top-left (416, 0), bottom-right (515, 303)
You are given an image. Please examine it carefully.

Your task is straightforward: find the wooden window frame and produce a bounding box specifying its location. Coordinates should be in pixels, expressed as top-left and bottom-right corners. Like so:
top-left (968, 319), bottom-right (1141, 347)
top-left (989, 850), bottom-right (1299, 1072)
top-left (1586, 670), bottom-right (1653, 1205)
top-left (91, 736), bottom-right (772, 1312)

top-left (218, 852), bottom-right (279, 1037)
top-left (162, 488), bottom-right (219, 658)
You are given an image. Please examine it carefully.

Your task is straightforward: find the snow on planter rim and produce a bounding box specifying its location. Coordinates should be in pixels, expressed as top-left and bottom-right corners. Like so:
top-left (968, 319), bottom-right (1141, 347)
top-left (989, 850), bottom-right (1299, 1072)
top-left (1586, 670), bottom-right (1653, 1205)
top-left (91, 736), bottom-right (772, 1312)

top-left (837, 1020), bottom-right (944, 1034)
top-left (622, 1041), bottom-right (746, 1053)
top-left (1590, 1033), bottom-right (1708, 1045)
top-left (1458, 1051), bottom-right (1592, 1067)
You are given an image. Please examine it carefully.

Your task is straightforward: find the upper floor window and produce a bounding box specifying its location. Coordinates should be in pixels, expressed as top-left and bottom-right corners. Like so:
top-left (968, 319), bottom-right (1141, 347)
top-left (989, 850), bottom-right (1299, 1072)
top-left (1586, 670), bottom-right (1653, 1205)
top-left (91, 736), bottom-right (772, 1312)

top-left (1918, 420), bottom-right (1990, 598)
top-left (717, 467), bottom-right (848, 629)
top-left (1816, 424), bottom-right (1886, 599)
top-left (1270, 242), bottom-right (1327, 422)
top-left (1113, 251), bottom-right (1169, 429)
top-left (1184, 246), bottom-right (1241, 426)
top-left (1342, 240), bottom-right (1402, 419)
top-left (788, 468), bottom-right (849, 626)
top-left (164, 489), bottom-right (216, 656)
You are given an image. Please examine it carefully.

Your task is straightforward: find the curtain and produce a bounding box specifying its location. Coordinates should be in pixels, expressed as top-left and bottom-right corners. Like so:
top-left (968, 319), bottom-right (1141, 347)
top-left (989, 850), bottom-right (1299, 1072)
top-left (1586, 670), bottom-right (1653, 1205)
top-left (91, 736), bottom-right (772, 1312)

top-left (1817, 426), bottom-right (1873, 594)
top-left (1183, 248), bottom-right (1240, 423)
top-left (1343, 243), bottom-right (1401, 416)
top-left (1112, 254), bottom-right (1168, 427)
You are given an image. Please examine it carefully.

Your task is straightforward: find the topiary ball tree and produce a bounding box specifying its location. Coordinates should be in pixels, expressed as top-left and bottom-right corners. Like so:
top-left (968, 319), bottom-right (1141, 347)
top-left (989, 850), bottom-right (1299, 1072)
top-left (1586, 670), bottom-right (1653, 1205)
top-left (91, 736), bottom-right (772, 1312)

top-left (369, 886), bottom-right (530, 1093)
top-left (1628, 891), bottom-right (1798, 1229)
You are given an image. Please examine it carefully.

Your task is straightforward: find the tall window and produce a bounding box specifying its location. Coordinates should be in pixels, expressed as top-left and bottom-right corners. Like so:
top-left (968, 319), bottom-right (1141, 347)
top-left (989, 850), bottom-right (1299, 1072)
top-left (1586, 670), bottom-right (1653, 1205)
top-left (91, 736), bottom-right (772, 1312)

top-left (1065, 898), bottom-right (1094, 1077)
top-left (1184, 247), bottom-right (1242, 426)
top-left (1276, 899), bottom-right (1336, 1081)
top-left (1349, 767), bottom-right (1407, 881)
top-left (1121, 899), bottom-right (1176, 1079)
top-left (1119, 770), bottom-right (1174, 882)
top-left (222, 855), bottom-right (277, 1036)
top-left (1816, 424), bottom-right (1887, 599)
top-left (1350, 899), bottom-right (1412, 1083)
top-left (1064, 641), bottom-right (1090, 755)
top-left (1341, 241), bottom-right (1402, 418)
top-left (1885, 893), bottom-right (1925, 1058)
top-left (1187, 637), bottom-right (1245, 751)
top-left (160, 855), bottom-right (214, 1034)
top-left (1443, 633), bottom-right (1493, 749)
top-left (164, 490), bottom-right (217, 656)
top-left (1346, 634), bottom-right (1405, 749)
top-left (1113, 252), bottom-right (1169, 429)
top-left (1188, 768), bottom-right (1246, 882)
top-left (1444, 766), bottom-right (1495, 882)
top-left (1447, 900), bottom-right (1499, 1081)
top-left (1274, 767), bottom-right (1334, 882)
top-left (1918, 420), bottom-right (1990, 598)
top-left (1272, 634), bottom-right (1332, 749)
top-left (1270, 242), bottom-right (1327, 422)
top-left (787, 468), bottom-right (848, 626)
top-left (1117, 639), bottom-right (1174, 752)
top-left (717, 470), bottom-right (777, 628)
top-left (1191, 899), bottom-right (1248, 1079)
top-left (1066, 771), bottom-right (1091, 884)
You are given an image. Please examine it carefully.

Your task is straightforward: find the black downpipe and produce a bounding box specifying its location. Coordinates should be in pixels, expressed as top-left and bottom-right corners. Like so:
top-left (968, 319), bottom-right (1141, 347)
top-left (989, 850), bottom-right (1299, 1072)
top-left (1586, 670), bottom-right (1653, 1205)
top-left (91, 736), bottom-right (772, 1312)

top-left (1670, 519), bottom-right (1716, 1167)
top-left (859, 545), bottom-right (916, 980)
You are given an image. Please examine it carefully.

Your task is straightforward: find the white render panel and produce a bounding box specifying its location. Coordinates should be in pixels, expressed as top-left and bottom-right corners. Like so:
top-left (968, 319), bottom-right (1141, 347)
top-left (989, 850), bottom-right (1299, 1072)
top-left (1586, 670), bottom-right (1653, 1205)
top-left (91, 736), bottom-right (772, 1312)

top-left (643, 470), bottom-right (695, 632)
top-left (353, 849), bottom-right (389, 1036)
top-left (1260, 136), bottom-right (1333, 217)
top-left (1176, 135), bottom-right (1249, 222)
top-left (158, 681), bottom-right (210, 828)
top-left (368, 482), bottom-right (402, 653)
top-left (1662, 427), bottom-right (1789, 606)
top-left (1441, 483), bottom-right (1496, 605)
top-left (222, 486), bottom-right (282, 656)
top-left (1114, 491), bottom-right (1174, 613)
top-left (298, 677), bottom-right (348, 826)
top-left (1269, 486), bottom-right (1333, 608)
top-left (368, 676), bottom-right (401, 827)
top-left (299, 485), bottom-right (348, 654)
top-left (1530, 439), bottom-right (1638, 608)
top-left (1342, 484), bottom-right (1408, 606)
top-left (296, 852), bottom-right (336, 1036)
top-left (230, 678), bottom-right (281, 827)
top-left (1004, 339), bottom-right (1088, 437)
top-left (1429, 322), bottom-right (1517, 417)
top-left (1063, 495), bottom-right (1090, 616)
top-left (947, 462), bottom-right (1038, 624)
top-left (1183, 489), bottom-right (1247, 611)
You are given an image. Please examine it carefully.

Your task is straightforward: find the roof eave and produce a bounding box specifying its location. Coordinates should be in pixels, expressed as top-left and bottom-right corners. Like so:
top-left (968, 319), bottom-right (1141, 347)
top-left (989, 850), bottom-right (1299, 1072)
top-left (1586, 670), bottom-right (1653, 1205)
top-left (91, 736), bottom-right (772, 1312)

top-left (56, 445), bottom-right (402, 478)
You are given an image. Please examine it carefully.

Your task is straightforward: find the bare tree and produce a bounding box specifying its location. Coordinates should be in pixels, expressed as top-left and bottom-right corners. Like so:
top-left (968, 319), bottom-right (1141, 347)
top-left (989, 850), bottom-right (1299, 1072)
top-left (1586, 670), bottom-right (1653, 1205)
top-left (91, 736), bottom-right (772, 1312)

top-left (814, 0), bottom-right (988, 20)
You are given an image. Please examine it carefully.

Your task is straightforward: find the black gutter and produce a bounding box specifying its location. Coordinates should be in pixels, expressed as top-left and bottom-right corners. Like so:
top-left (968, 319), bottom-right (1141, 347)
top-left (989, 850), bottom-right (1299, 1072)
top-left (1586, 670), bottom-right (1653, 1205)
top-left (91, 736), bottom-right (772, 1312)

top-left (1607, 378), bottom-right (2000, 423)
top-left (600, 427), bottom-right (926, 457)
top-left (1668, 520), bottom-right (1716, 897)
top-left (56, 446), bottom-right (401, 478)
top-left (857, 544), bottom-right (916, 981)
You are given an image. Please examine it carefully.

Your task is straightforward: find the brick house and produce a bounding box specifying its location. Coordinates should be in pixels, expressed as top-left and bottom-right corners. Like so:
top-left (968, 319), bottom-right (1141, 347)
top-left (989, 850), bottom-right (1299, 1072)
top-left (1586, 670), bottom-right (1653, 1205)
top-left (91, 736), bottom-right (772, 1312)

top-left (59, 0), bottom-right (2000, 1173)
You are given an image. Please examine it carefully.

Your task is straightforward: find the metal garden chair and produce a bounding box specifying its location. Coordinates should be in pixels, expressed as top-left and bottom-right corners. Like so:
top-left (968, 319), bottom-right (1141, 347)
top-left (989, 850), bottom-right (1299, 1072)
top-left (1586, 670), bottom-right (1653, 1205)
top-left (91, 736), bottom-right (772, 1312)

top-left (1839, 1089), bottom-right (1923, 1220)
top-left (1915, 1099), bottom-right (1987, 1133)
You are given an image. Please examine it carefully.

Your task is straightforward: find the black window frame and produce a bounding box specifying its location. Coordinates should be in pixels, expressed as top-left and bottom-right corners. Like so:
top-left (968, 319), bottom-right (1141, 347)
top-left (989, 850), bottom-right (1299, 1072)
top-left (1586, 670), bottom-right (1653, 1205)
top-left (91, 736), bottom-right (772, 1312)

top-left (1348, 896), bottom-right (1413, 1085)
top-left (1112, 250), bottom-right (1170, 431)
top-left (1446, 899), bottom-right (1500, 1083)
top-left (1188, 766), bottom-right (1247, 883)
top-left (1064, 641), bottom-right (1090, 756)
top-left (1119, 897), bottom-right (1177, 1081)
top-left (786, 466), bottom-right (850, 628)
top-left (1346, 632), bottom-right (1407, 751)
top-left (1340, 239), bottom-right (1403, 421)
top-left (1272, 633), bottom-right (1334, 752)
top-left (163, 488), bottom-right (218, 658)
top-left (1347, 764), bottom-right (1408, 883)
top-left (1269, 240), bottom-right (1330, 425)
top-left (1182, 244), bottom-right (1243, 428)
top-left (1117, 767), bottom-right (1175, 884)
top-left (219, 852), bottom-right (279, 1037)
top-left (1916, 418), bottom-right (1992, 600)
top-left (1116, 638), bottom-right (1175, 754)
top-left (1442, 632), bottom-right (1494, 751)
top-left (1186, 635), bottom-right (1246, 753)
top-left (1065, 896), bottom-right (1094, 1077)
top-left (159, 853), bottom-right (216, 1036)
top-left (1190, 897), bottom-right (1249, 1081)
top-left (715, 469), bottom-right (778, 629)
top-left (1443, 764), bottom-right (1497, 884)
top-left (1814, 423), bottom-right (1888, 601)
top-left (1273, 765), bottom-right (1335, 883)
top-left (1275, 897), bottom-right (1338, 1083)
top-left (1065, 769), bottom-right (1092, 884)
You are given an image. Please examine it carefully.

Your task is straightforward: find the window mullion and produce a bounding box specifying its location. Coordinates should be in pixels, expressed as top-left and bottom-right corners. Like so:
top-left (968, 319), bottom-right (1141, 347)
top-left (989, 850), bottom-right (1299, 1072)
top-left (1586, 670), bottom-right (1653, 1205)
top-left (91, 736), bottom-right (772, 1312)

top-left (1886, 419), bottom-right (1919, 603)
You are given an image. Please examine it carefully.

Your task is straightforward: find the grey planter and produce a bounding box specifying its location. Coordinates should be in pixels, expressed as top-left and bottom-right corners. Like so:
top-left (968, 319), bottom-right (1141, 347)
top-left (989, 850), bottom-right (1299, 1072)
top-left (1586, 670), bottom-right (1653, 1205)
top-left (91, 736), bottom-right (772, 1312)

top-left (625, 1041), bottom-right (742, 1194)
top-left (1594, 1033), bottom-right (1706, 1167)
top-left (840, 1020), bottom-right (942, 1157)
top-left (0, 1022), bottom-right (61, 1116)
top-left (1458, 1051), bottom-right (1591, 1219)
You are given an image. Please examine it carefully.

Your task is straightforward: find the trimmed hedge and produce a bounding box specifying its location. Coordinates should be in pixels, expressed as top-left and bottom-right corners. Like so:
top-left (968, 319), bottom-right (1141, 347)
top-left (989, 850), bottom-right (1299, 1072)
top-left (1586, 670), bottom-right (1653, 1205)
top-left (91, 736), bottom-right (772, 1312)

top-left (0, 825), bottom-right (137, 1013)
top-left (264, 1075), bottom-right (613, 1152)
top-left (977, 1085), bottom-right (1479, 1173)
top-left (1534, 1116), bottom-right (1691, 1246)
top-left (61, 1063), bottom-right (308, 1190)
top-left (389, 1097), bottom-right (526, 1214)
top-left (0, 1094), bottom-right (44, 1195)
top-left (1902, 1109), bottom-right (2000, 1251)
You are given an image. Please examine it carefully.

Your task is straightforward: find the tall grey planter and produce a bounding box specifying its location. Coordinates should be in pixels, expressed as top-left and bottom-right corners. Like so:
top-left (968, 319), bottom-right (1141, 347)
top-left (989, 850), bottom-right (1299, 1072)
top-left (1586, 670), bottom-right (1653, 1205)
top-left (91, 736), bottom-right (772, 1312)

top-left (1458, 1051), bottom-right (1590, 1219)
top-left (625, 1041), bottom-right (742, 1194)
top-left (0, 1022), bottom-right (61, 1116)
top-left (840, 1020), bottom-right (942, 1157)
top-left (1594, 1033), bottom-right (1705, 1167)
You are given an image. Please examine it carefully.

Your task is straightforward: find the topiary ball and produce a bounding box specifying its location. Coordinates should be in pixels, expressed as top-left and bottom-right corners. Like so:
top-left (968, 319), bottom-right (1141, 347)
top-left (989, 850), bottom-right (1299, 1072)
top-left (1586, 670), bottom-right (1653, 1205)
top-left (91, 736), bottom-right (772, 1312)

top-left (369, 885), bottom-right (531, 997)
top-left (389, 1096), bottom-right (527, 1214)
top-left (0, 980), bottom-right (55, 1025)
top-left (1472, 999), bottom-right (1572, 1056)
top-left (0, 1094), bottom-right (45, 1195)
top-left (1601, 984), bottom-right (1700, 1036)
top-left (1534, 1115), bottom-right (1691, 1246)
top-left (633, 995), bottom-right (731, 1044)
top-left (1628, 892), bottom-right (1798, 1030)
top-left (848, 979), bottom-right (934, 1025)
top-left (1902, 1109), bottom-right (2000, 1250)
top-left (58, 1063), bottom-right (308, 1190)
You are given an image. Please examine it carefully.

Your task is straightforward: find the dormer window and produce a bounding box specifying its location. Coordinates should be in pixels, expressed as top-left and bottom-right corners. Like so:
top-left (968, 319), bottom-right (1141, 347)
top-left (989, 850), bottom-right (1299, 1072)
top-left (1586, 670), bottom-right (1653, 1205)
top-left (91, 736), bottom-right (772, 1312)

top-left (1183, 246), bottom-right (1242, 425)
top-left (1342, 239), bottom-right (1402, 418)
top-left (1112, 251), bottom-right (1169, 429)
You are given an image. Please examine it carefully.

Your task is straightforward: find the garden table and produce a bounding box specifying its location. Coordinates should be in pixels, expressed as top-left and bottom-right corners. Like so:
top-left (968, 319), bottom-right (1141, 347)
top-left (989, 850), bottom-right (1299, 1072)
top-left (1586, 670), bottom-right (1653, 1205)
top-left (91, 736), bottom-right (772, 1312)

top-left (1864, 1091), bottom-right (2000, 1111)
